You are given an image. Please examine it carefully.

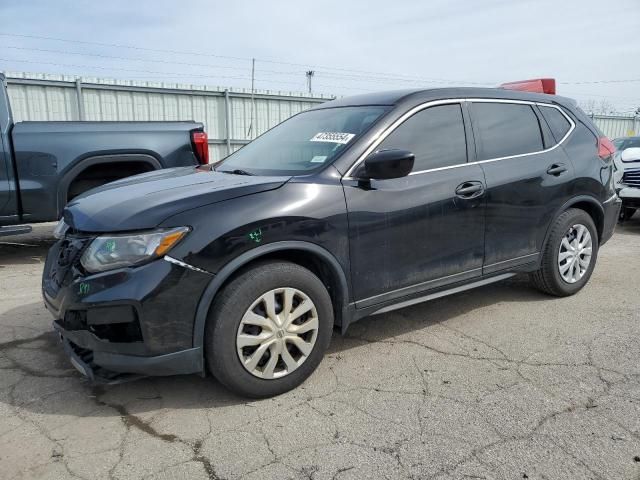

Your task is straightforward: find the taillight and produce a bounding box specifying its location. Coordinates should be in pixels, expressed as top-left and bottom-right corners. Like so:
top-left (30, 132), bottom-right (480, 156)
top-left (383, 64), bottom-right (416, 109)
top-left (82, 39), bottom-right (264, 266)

top-left (191, 130), bottom-right (209, 164)
top-left (597, 136), bottom-right (616, 160)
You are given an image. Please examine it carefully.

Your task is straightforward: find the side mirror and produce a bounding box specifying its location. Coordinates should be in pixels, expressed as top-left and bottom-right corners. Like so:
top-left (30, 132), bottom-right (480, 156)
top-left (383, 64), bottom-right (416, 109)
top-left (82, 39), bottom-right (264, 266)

top-left (621, 147), bottom-right (640, 162)
top-left (359, 149), bottom-right (415, 180)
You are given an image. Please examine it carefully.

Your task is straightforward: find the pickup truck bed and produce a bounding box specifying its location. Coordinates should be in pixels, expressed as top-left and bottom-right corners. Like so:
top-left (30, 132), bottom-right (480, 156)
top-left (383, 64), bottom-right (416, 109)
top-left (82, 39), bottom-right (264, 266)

top-left (0, 74), bottom-right (208, 232)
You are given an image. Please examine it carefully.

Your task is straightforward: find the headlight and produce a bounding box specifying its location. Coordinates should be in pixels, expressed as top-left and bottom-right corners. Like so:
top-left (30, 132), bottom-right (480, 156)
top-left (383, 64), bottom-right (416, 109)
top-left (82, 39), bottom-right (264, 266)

top-left (80, 227), bottom-right (190, 273)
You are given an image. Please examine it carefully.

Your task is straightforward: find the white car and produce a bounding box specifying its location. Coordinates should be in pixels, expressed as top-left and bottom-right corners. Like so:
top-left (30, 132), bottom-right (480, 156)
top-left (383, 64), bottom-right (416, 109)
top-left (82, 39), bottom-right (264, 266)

top-left (614, 146), bottom-right (640, 221)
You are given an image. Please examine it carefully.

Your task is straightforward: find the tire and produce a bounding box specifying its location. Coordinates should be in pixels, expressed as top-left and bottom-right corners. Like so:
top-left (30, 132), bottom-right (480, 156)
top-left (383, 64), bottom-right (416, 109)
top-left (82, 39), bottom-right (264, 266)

top-left (619, 207), bottom-right (636, 222)
top-left (531, 208), bottom-right (599, 297)
top-left (205, 261), bottom-right (333, 398)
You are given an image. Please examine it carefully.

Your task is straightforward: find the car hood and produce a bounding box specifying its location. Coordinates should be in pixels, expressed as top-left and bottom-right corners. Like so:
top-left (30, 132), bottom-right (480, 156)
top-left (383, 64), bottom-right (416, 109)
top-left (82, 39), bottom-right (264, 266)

top-left (64, 167), bottom-right (291, 232)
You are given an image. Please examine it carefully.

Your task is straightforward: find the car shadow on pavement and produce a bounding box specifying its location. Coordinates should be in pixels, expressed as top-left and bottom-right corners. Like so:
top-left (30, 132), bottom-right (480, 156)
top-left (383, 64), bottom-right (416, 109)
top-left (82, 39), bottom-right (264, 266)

top-left (616, 214), bottom-right (640, 235)
top-left (0, 232), bottom-right (56, 266)
top-left (0, 272), bottom-right (552, 419)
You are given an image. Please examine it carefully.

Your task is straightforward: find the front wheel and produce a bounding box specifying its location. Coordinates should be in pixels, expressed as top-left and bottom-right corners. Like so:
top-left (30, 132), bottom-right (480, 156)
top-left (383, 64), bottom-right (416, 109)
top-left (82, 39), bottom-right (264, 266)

top-left (531, 208), bottom-right (599, 297)
top-left (205, 261), bottom-right (333, 398)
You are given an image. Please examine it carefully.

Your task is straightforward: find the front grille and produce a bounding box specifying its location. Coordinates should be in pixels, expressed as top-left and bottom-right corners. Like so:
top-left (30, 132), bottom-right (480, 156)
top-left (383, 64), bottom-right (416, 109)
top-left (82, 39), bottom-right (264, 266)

top-left (46, 235), bottom-right (92, 293)
top-left (623, 168), bottom-right (640, 188)
top-left (60, 310), bottom-right (88, 331)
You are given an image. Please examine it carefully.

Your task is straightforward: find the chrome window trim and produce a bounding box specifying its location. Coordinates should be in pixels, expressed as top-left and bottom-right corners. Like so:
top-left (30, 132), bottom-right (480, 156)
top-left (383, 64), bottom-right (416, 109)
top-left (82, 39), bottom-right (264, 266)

top-left (342, 98), bottom-right (576, 180)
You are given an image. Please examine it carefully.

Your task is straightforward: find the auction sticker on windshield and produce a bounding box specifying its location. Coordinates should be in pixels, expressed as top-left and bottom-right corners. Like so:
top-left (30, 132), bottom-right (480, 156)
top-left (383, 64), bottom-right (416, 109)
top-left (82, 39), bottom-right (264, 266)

top-left (310, 132), bottom-right (355, 144)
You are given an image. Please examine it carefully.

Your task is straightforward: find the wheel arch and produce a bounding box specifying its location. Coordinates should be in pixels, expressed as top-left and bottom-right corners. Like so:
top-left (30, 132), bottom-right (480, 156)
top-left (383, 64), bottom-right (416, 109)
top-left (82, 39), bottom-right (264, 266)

top-left (57, 153), bottom-right (162, 215)
top-left (540, 195), bottom-right (605, 257)
top-left (192, 241), bottom-right (351, 350)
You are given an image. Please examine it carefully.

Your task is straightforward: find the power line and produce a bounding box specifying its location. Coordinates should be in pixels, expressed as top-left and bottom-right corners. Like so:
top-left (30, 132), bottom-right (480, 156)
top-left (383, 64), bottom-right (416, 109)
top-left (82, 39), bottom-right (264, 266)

top-left (560, 79), bottom-right (640, 85)
top-left (0, 31), bottom-right (496, 87)
top-left (2, 44), bottom-right (492, 87)
top-left (0, 45), bottom-right (306, 77)
top-left (2, 32), bottom-right (639, 89)
top-left (0, 32), bottom-right (249, 62)
top-left (0, 57), bottom-right (367, 93)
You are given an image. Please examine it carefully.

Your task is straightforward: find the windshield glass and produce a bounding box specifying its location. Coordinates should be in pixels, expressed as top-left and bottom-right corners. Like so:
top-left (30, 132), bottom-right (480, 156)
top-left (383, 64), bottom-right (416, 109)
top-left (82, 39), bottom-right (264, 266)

top-left (217, 106), bottom-right (389, 175)
top-left (613, 139), bottom-right (625, 150)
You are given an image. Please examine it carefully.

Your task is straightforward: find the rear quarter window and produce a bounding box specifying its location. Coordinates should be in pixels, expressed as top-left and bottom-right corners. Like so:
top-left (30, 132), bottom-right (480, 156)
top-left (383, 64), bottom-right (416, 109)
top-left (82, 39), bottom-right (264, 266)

top-left (472, 103), bottom-right (544, 160)
top-left (539, 106), bottom-right (572, 144)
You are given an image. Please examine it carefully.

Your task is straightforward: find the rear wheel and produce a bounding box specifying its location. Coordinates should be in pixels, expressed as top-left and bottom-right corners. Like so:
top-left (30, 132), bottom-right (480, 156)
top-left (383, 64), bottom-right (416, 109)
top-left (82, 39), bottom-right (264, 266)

top-left (531, 208), bottom-right (599, 297)
top-left (205, 261), bottom-right (333, 398)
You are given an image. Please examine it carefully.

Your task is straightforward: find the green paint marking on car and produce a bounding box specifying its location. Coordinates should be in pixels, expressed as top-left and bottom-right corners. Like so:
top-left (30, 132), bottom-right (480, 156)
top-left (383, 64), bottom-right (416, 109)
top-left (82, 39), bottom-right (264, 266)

top-left (103, 240), bottom-right (116, 253)
top-left (248, 228), bottom-right (263, 243)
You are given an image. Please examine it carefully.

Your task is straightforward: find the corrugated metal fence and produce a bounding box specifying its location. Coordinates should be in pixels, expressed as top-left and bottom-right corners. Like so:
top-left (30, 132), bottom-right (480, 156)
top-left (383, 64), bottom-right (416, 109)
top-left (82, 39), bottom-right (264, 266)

top-left (4, 72), bottom-right (331, 162)
top-left (589, 115), bottom-right (639, 139)
top-left (4, 72), bottom-right (639, 160)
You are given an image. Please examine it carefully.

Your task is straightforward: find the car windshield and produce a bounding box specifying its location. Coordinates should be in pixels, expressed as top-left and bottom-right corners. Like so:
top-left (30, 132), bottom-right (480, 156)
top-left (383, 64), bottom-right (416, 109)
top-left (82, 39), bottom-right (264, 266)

top-left (614, 138), bottom-right (640, 151)
top-left (216, 106), bottom-right (389, 175)
top-left (613, 138), bottom-right (625, 150)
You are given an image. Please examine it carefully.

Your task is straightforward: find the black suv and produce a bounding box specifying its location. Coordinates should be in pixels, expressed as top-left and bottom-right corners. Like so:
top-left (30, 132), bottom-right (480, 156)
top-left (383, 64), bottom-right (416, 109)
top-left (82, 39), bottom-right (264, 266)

top-left (43, 85), bottom-right (621, 397)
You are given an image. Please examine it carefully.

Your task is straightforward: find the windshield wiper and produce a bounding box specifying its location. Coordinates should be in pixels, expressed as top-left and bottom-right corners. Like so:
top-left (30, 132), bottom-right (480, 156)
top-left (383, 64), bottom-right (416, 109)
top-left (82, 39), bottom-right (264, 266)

top-left (218, 169), bottom-right (254, 176)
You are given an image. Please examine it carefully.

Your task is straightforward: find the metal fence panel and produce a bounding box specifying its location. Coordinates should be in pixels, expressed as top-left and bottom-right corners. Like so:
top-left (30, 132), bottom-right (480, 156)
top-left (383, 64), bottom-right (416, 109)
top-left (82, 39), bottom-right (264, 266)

top-left (8, 72), bottom-right (639, 161)
top-left (4, 72), bottom-right (330, 162)
top-left (592, 116), bottom-right (639, 139)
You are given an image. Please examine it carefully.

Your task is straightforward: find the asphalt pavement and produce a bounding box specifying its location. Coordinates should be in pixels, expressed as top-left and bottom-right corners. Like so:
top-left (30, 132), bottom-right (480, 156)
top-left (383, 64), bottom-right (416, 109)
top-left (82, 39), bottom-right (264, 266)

top-left (1, 220), bottom-right (639, 479)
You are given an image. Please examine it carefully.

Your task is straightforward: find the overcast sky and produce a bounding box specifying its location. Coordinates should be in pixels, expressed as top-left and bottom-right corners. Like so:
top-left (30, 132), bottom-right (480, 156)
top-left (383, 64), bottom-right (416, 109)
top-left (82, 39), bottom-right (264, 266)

top-left (1, 0), bottom-right (639, 113)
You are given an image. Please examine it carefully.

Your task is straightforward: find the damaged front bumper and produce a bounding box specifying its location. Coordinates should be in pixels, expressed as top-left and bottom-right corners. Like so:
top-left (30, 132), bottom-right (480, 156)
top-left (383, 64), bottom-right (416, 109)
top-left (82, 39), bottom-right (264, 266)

top-left (42, 238), bottom-right (212, 383)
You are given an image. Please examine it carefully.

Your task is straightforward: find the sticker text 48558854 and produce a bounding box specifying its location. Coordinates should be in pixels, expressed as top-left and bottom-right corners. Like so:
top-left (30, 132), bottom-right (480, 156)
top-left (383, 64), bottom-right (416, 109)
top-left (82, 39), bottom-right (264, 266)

top-left (310, 132), bottom-right (355, 144)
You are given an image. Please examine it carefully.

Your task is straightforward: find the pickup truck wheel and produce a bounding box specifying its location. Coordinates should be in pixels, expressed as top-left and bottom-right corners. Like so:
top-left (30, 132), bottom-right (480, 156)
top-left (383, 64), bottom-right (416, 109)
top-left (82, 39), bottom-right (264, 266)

top-left (530, 208), bottom-right (599, 297)
top-left (205, 261), bottom-right (333, 398)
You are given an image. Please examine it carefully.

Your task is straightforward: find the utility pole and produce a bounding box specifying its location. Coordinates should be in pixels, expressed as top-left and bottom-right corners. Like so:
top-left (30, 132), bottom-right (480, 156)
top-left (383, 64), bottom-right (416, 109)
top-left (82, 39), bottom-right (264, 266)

top-left (306, 70), bottom-right (315, 94)
top-left (247, 58), bottom-right (256, 138)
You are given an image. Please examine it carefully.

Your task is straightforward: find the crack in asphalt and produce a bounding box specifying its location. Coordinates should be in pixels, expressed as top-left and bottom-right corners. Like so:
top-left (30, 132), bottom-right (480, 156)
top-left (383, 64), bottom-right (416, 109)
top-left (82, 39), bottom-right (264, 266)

top-left (90, 386), bottom-right (223, 480)
top-left (2, 232), bottom-right (640, 479)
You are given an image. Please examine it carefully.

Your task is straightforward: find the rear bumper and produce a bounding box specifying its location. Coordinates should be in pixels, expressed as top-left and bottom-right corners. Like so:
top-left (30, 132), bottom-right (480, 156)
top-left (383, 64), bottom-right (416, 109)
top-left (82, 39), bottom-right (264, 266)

top-left (602, 194), bottom-right (622, 245)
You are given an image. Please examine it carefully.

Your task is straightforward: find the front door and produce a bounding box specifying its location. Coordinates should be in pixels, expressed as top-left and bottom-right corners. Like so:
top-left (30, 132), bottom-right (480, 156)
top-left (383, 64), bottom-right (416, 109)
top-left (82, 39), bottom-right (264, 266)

top-left (343, 103), bottom-right (486, 308)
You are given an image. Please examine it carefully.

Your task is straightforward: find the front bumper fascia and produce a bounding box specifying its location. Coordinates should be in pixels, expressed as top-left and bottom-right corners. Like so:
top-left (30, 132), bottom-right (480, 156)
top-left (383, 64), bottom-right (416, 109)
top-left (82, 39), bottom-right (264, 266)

top-left (57, 326), bottom-right (203, 381)
top-left (43, 247), bottom-right (212, 381)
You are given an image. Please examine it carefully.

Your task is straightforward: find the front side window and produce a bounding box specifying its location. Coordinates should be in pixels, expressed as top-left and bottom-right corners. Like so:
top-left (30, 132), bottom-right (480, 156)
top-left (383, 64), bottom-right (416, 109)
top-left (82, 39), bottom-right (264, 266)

top-left (472, 103), bottom-right (544, 160)
top-left (376, 104), bottom-right (467, 172)
top-left (217, 106), bottom-right (389, 175)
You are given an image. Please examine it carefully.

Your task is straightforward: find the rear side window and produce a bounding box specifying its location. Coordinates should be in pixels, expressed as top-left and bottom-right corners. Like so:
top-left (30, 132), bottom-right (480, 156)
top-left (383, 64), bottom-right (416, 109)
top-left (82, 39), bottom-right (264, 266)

top-left (472, 103), bottom-right (544, 160)
top-left (377, 103), bottom-right (467, 172)
top-left (539, 106), bottom-right (571, 143)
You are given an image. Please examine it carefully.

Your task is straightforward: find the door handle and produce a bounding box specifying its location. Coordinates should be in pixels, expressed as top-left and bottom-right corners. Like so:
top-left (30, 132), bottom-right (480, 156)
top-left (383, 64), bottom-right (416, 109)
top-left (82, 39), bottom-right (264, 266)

top-left (455, 181), bottom-right (484, 198)
top-left (546, 163), bottom-right (567, 176)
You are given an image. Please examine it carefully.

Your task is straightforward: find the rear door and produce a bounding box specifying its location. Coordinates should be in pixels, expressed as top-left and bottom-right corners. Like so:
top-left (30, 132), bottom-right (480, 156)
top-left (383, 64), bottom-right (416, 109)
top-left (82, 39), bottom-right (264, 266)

top-left (470, 100), bottom-right (575, 274)
top-left (343, 102), bottom-right (486, 308)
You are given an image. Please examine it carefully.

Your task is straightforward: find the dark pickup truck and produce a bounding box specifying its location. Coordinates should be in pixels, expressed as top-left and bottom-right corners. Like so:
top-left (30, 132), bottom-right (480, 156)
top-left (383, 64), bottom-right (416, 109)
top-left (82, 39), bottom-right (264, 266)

top-left (0, 73), bottom-right (209, 236)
